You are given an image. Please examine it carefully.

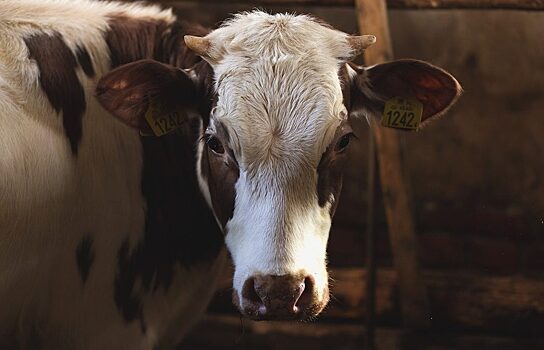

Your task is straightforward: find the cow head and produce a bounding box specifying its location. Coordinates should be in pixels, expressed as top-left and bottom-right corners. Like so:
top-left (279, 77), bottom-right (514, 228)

top-left (96, 11), bottom-right (461, 321)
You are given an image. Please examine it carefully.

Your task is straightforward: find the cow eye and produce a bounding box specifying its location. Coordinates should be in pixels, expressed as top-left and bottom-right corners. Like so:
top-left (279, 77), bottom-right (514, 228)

top-left (206, 135), bottom-right (224, 154)
top-left (336, 133), bottom-right (353, 152)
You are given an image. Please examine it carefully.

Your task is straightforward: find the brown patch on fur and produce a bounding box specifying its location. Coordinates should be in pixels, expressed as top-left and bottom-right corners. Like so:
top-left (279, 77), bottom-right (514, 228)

top-left (101, 14), bottom-right (222, 330)
top-left (338, 63), bottom-right (351, 107)
top-left (113, 116), bottom-right (224, 325)
top-left (105, 15), bottom-right (166, 68)
top-left (316, 122), bottom-right (352, 215)
top-left (191, 60), bottom-right (216, 123)
top-left (159, 21), bottom-right (211, 68)
top-left (200, 121), bottom-right (239, 230)
top-left (76, 45), bottom-right (95, 78)
top-left (25, 32), bottom-right (86, 154)
top-left (345, 62), bottom-right (378, 116)
top-left (105, 15), bottom-right (208, 70)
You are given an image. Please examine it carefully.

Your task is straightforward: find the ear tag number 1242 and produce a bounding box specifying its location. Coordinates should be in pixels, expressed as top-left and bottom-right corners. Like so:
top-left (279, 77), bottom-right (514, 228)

top-left (382, 97), bottom-right (423, 131)
top-left (144, 102), bottom-right (185, 137)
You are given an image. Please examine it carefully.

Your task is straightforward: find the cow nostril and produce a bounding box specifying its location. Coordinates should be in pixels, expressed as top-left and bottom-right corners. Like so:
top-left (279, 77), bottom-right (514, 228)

top-left (242, 277), bottom-right (260, 303)
top-left (292, 281), bottom-right (305, 313)
top-left (295, 276), bottom-right (314, 311)
top-left (241, 277), bottom-right (266, 314)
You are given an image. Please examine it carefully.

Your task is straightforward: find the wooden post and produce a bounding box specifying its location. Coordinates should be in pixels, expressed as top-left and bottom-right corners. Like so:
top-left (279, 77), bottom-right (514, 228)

top-left (365, 119), bottom-right (377, 350)
top-left (354, 0), bottom-right (431, 330)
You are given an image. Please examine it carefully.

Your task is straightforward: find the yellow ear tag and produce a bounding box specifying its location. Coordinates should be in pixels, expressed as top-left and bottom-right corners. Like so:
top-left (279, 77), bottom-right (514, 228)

top-left (144, 101), bottom-right (185, 137)
top-left (382, 97), bottom-right (423, 131)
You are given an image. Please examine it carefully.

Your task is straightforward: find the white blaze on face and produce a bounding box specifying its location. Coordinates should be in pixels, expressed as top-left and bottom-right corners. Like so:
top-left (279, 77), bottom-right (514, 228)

top-left (200, 11), bottom-right (353, 307)
top-left (225, 163), bottom-right (334, 304)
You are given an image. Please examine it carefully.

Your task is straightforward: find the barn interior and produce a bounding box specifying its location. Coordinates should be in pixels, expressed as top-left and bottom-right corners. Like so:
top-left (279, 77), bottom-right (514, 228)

top-left (130, 1), bottom-right (542, 349)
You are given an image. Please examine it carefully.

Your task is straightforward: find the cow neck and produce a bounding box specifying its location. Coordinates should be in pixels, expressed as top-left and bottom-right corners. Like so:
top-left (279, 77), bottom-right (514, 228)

top-left (106, 14), bottom-right (223, 324)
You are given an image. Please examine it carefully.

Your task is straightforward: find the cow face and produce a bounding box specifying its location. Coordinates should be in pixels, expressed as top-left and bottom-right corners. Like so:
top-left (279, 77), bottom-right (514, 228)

top-left (96, 11), bottom-right (461, 321)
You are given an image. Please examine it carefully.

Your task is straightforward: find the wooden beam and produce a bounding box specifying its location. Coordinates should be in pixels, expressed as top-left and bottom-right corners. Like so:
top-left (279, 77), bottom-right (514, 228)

top-left (355, 0), bottom-right (431, 330)
top-left (157, 0), bottom-right (544, 11)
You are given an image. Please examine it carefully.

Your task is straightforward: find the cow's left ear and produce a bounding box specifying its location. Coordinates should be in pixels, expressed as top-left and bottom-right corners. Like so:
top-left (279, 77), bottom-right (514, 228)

top-left (96, 59), bottom-right (198, 133)
top-left (349, 59), bottom-right (462, 126)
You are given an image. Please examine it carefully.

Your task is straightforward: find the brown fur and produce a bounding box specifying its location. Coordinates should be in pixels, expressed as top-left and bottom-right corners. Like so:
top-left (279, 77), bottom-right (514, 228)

top-left (199, 121), bottom-right (239, 229)
top-left (98, 14), bottom-right (222, 330)
top-left (106, 15), bottom-right (167, 69)
top-left (316, 121), bottom-right (352, 215)
top-left (24, 32), bottom-right (86, 154)
top-left (105, 15), bottom-right (207, 70)
top-left (75, 45), bottom-right (95, 78)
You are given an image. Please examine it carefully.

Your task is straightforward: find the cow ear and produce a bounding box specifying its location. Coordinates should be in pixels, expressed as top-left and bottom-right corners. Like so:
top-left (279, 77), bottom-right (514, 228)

top-left (96, 59), bottom-right (197, 133)
top-left (350, 59), bottom-right (462, 126)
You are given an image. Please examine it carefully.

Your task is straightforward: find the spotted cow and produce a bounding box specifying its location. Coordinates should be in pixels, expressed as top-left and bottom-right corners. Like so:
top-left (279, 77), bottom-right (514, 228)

top-left (0, 1), bottom-right (461, 349)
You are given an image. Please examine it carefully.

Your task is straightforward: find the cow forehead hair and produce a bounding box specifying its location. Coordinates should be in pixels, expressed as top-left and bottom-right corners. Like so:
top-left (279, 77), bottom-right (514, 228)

top-left (212, 59), bottom-right (346, 172)
top-left (207, 11), bottom-right (351, 170)
top-left (208, 11), bottom-right (353, 61)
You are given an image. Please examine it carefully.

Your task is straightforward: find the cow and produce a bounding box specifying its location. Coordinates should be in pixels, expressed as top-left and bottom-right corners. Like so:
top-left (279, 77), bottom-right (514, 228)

top-left (0, 0), bottom-right (461, 349)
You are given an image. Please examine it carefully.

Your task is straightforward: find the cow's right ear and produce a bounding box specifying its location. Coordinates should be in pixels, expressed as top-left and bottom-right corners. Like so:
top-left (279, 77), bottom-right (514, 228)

top-left (96, 59), bottom-right (197, 133)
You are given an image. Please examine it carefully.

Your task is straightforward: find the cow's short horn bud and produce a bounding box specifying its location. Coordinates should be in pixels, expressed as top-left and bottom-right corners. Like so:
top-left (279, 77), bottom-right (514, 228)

top-left (347, 35), bottom-right (376, 58)
top-left (184, 35), bottom-right (211, 58)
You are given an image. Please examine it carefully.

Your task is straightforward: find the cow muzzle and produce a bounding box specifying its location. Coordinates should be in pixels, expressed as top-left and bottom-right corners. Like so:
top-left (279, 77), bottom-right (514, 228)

top-left (236, 273), bottom-right (328, 320)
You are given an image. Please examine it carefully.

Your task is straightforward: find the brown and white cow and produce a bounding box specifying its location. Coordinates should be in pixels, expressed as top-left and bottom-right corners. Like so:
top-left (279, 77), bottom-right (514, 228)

top-left (0, 0), bottom-right (461, 349)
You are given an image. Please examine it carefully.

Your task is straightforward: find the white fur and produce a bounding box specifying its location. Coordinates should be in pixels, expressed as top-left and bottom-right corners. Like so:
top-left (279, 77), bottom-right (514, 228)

top-left (0, 1), bottom-right (225, 349)
top-left (198, 11), bottom-right (351, 303)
